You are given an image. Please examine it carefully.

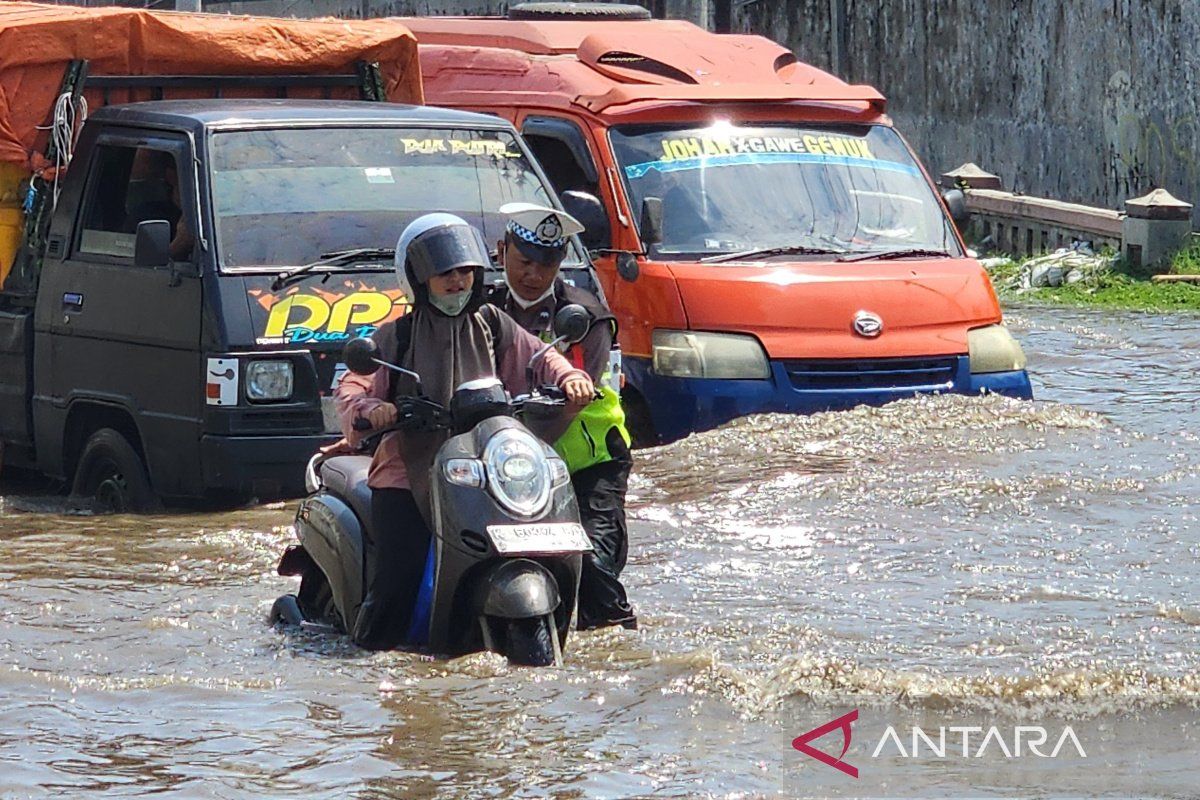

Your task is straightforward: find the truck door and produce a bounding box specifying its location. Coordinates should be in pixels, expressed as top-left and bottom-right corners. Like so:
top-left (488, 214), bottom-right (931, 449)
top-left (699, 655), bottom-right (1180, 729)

top-left (35, 131), bottom-right (203, 493)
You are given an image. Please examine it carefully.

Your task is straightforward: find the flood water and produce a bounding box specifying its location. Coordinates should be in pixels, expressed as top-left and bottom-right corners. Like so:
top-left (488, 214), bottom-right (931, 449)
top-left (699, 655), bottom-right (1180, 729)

top-left (2, 304), bottom-right (1199, 798)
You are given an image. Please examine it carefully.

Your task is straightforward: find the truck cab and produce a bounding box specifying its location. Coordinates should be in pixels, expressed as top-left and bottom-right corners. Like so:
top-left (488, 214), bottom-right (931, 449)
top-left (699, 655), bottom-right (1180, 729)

top-left (407, 9), bottom-right (1033, 444)
top-left (0, 99), bottom-right (587, 508)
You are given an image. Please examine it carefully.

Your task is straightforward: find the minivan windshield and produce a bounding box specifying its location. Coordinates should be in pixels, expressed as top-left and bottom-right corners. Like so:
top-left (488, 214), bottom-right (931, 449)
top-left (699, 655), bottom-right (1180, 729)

top-left (210, 126), bottom-right (578, 270)
top-left (609, 123), bottom-right (960, 261)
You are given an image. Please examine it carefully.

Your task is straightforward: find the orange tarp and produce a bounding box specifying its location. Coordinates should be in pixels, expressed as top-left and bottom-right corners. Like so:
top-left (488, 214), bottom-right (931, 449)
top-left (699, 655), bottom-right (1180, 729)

top-left (0, 1), bottom-right (423, 168)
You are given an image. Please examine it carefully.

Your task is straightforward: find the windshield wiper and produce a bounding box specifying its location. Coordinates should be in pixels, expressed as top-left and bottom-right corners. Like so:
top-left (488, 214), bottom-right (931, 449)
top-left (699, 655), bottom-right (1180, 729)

top-left (836, 248), bottom-right (952, 263)
top-left (271, 248), bottom-right (396, 291)
top-left (700, 244), bottom-right (849, 263)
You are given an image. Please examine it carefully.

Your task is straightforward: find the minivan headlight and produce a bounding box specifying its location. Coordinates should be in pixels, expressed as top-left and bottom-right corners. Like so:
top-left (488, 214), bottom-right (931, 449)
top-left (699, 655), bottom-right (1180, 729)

top-left (652, 329), bottom-right (770, 379)
top-left (967, 324), bottom-right (1027, 374)
top-left (245, 360), bottom-right (294, 401)
top-left (483, 429), bottom-right (552, 518)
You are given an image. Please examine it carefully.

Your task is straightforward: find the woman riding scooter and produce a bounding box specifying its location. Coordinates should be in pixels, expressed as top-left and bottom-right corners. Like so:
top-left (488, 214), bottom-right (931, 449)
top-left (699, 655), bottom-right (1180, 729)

top-left (335, 213), bottom-right (593, 650)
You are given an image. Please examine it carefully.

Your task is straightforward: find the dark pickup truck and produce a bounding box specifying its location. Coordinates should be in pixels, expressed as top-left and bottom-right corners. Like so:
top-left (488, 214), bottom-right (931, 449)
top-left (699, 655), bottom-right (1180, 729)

top-left (0, 83), bottom-right (594, 510)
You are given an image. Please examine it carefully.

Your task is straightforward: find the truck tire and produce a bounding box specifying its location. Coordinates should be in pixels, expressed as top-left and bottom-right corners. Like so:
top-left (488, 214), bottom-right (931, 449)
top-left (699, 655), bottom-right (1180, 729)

top-left (508, 2), bottom-right (652, 21)
top-left (621, 389), bottom-right (659, 449)
top-left (70, 428), bottom-right (160, 513)
top-left (504, 616), bottom-right (557, 667)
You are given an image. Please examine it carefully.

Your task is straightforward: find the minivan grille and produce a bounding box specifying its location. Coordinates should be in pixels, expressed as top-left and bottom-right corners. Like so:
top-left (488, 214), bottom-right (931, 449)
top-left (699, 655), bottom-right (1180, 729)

top-left (782, 357), bottom-right (958, 391)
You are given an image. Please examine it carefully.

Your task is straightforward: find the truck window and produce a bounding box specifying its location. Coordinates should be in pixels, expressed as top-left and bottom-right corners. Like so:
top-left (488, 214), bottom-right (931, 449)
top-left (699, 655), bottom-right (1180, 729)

top-left (522, 119), bottom-right (610, 250)
top-left (77, 144), bottom-right (193, 263)
top-left (209, 126), bottom-right (581, 271)
top-left (609, 123), bottom-right (961, 260)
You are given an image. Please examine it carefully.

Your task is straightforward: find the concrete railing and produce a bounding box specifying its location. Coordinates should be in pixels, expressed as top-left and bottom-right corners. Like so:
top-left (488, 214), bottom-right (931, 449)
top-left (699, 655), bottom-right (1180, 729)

top-left (942, 164), bottom-right (1193, 269)
top-left (963, 189), bottom-right (1123, 256)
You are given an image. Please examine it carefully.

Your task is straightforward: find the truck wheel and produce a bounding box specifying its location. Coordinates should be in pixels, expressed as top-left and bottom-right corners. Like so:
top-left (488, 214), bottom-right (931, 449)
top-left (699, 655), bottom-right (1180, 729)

top-left (70, 428), bottom-right (160, 513)
top-left (504, 616), bottom-right (557, 667)
top-left (621, 389), bottom-right (659, 449)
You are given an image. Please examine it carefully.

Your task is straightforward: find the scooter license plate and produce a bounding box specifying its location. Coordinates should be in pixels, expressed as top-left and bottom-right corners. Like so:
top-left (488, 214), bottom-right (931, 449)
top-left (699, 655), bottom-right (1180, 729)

top-left (320, 396), bottom-right (341, 434)
top-left (486, 522), bottom-right (592, 555)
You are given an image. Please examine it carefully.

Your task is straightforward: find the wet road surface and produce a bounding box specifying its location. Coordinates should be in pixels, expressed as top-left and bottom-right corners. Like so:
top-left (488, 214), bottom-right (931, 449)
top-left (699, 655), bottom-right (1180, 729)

top-left (2, 304), bottom-right (1199, 798)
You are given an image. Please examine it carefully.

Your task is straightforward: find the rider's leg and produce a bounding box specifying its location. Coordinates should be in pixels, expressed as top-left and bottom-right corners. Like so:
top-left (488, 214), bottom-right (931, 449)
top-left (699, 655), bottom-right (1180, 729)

top-left (353, 487), bottom-right (431, 650)
top-left (572, 431), bottom-right (637, 631)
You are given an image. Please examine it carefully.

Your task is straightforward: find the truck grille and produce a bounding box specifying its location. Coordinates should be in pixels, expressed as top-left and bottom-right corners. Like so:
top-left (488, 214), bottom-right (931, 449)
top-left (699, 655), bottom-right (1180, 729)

top-left (228, 408), bottom-right (321, 434)
top-left (782, 356), bottom-right (958, 391)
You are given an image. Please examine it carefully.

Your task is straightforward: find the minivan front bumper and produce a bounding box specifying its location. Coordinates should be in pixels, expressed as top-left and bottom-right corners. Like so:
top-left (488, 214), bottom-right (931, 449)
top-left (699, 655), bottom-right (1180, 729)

top-left (625, 355), bottom-right (1033, 444)
top-left (201, 433), bottom-right (339, 498)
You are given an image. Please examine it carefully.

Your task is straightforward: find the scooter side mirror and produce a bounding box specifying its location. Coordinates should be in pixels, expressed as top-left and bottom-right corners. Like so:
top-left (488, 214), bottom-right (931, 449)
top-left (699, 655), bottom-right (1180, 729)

top-left (553, 303), bottom-right (591, 345)
top-left (343, 337), bottom-right (381, 375)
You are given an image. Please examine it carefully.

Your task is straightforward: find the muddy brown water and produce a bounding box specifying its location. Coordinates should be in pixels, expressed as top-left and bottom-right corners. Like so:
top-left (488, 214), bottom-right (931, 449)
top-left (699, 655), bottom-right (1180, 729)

top-left (2, 305), bottom-right (1199, 798)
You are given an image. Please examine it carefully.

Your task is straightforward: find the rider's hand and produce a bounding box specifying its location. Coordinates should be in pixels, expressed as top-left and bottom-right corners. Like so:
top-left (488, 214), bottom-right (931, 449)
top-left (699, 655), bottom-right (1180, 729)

top-left (561, 375), bottom-right (594, 407)
top-left (364, 402), bottom-right (398, 429)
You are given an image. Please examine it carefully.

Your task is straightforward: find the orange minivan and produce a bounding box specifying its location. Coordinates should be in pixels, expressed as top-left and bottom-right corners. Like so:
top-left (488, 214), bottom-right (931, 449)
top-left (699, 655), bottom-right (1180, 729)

top-left (406, 5), bottom-right (1031, 444)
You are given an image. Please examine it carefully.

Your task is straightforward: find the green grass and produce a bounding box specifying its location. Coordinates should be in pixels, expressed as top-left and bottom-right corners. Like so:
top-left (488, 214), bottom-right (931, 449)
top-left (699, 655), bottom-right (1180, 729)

top-left (984, 238), bottom-right (1200, 313)
top-left (1015, 272), bottom-right (1200, 312)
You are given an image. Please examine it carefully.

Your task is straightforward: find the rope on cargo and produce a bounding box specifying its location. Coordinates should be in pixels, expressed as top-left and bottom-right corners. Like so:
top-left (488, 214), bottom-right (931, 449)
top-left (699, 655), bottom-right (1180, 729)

top-left (35, 91), bottom-right (88, 210)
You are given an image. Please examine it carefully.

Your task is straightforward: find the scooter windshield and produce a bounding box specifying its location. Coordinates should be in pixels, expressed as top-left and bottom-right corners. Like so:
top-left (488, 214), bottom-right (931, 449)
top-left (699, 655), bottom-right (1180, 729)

top-left (610, 122), bottom-right (960, 261)
top-left (209, 126), bottom-right (583, 271)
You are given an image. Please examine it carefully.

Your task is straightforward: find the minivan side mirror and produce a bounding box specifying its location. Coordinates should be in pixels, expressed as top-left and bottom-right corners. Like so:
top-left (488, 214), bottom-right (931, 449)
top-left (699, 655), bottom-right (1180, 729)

top-left (942, 188), bottom-right (969, 226)
top-left (134, 220), bottom-right (171, 268)
top-left (640, 197), bottom-right (664, 246)
top-left (560, 190), bottom-right (611, 251)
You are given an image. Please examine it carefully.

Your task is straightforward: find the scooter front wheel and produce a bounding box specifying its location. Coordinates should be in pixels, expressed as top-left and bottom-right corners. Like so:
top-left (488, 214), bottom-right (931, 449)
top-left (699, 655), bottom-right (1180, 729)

top-left (504, 615), bottom-right (557, 667)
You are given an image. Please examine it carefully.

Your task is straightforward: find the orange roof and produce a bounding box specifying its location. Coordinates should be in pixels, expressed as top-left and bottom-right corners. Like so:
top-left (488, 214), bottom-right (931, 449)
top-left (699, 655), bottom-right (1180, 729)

top-left (0, 2), bottom-right (423, 167)
top-left (405, 17), bottom-right (884, 117)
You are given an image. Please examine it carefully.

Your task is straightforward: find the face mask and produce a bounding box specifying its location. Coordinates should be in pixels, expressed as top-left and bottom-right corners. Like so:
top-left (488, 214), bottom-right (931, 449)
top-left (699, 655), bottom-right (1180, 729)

top-left (430, 290), bottom-right (472, 317)
top-left (505, 271), bottom-right (555, 310)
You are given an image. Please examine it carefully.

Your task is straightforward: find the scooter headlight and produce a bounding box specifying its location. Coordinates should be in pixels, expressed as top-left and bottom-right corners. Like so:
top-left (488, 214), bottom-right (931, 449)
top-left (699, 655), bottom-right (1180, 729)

top-left (483, 429), bottom-right (552, 518)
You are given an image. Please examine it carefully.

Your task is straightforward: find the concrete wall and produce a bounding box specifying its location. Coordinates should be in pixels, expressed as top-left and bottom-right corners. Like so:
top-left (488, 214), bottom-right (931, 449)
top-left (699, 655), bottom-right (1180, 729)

top-left (734, 0), bottom-right (1200, 220)
top-left (196, 0), bottom-right (1199, 219)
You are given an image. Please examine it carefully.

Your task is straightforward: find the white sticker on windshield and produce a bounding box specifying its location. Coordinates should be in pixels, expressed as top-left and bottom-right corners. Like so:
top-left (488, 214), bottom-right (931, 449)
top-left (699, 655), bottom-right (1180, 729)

top-left (364, 167), bottom-right (394, 184)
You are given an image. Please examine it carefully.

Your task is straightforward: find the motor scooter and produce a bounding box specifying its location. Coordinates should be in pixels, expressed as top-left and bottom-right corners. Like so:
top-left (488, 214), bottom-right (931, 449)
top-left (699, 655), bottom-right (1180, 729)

top-left (271, 305), bottom-right (594, 666)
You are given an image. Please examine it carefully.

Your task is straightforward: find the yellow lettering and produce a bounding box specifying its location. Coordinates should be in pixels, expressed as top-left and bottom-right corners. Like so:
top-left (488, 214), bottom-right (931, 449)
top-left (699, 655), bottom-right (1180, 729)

top-left (703, 137), bottom-right (723, 156)
top-left (661, 141), bottom-right (675, 162)
top-left (830, 137), bottom-right (849, 156)
top-left (669, 140), bottom-right (692, 160)
top-left (858, 141), bottom-right (875, 159)
top-left (803, 135), bottom-right (822, 154)
top-left (264, 295), bottom-right (330, 337)
top-left (328, 292), bottom-right (396, 334)
top-left (818, 136), bottom-right (836, 156)
top-left (683, 138), bottom-right (702, 157)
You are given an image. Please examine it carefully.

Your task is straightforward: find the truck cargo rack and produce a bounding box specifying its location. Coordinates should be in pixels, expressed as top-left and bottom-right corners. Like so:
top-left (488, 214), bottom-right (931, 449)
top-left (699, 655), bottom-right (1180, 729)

top-left (1, 59), bottom-right (385, 303)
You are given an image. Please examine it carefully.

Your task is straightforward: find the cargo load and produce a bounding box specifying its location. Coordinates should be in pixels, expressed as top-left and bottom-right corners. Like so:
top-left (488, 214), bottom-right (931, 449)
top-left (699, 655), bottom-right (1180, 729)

top-left (0, 2), bottom-right (422, 286)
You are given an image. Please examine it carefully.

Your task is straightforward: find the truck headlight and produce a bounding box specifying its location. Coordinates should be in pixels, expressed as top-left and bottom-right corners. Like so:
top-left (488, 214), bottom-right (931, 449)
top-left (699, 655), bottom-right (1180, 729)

top-left (245, 360), bottom-right (294, 401)
top-left (967, 324), bottom-right (1027, 374)
top-left (484, 429), bottom-right (552, 518)
top-left (652, 329), bottom-right (770, 379)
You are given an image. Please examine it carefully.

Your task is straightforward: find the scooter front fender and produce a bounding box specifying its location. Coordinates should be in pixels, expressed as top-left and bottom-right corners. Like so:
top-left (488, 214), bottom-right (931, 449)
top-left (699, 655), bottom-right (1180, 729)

top-left (473, 559), bottom-right (561, 619)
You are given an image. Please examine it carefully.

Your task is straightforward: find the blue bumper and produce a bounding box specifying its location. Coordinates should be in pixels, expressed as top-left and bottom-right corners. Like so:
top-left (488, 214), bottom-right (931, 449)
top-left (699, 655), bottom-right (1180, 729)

top-left (624, 355), bottom-right (1033, 444)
